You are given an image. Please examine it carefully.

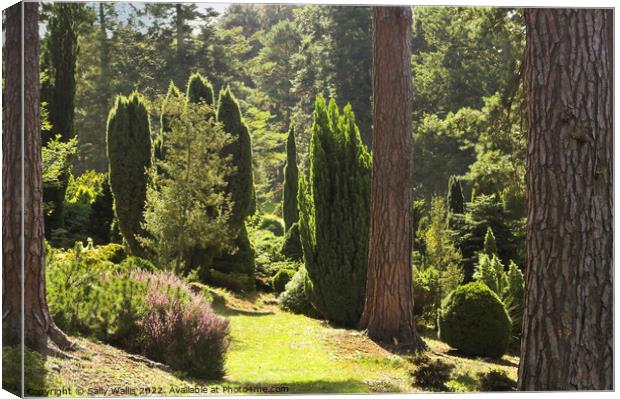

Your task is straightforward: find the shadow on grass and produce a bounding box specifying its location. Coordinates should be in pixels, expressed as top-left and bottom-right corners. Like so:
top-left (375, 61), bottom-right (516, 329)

top-left (2, 346), bottom-right (50, 397)
top-left (445, 349), bottom-right (518, 368)
top-left (179, 378), bottom-right (381, 394)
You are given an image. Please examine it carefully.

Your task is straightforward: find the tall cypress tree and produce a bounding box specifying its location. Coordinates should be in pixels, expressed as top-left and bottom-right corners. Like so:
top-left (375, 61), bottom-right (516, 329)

top-left (212, 87), bottom-right (256, 278)
top-left (41, 3), bottom-right (80, 144)
top-left (298, 96), bottom-right (372, 326)
top-left (216, 87), bottom-right (255, 230)
top-left (106, 93), bottom-right (151, 256)
top-left (282, 125), bottom-right (299, 232)
top-left (447, 175), bottom-right (464, 214)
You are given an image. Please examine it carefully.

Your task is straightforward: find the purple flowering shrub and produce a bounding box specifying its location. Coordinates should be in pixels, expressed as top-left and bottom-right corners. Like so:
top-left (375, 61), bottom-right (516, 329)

top-left (136, 271), bottom-right (230, 378)
top-left (47, 246), bottom-right (229, 379)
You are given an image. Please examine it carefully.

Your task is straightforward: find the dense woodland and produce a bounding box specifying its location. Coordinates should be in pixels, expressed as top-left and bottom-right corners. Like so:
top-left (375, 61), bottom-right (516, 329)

top-left (2, 2), bottom-right (613, 394)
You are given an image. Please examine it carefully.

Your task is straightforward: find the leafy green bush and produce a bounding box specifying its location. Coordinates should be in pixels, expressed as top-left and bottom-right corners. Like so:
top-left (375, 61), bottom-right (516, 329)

top-left (411, 354), bottom-right (454, 391)
top-left (249, 226), bottom-right (285, 275)
top-left (278, 267), bottom-right (321, 318)
top-left (438, 282), bottom-right (511, 358)
top-left (119, 256), bottom-right (156, 272)
top-left (272, 268), bottom-right (296, 294)
top-left (259, 214), bottom-right (284, 236)
top-left (413, 265), bottom-right (442, 326)
top-left (477, 369), bottom-right (516, 391)
top-left (46, 244), bottom-right (229, 378)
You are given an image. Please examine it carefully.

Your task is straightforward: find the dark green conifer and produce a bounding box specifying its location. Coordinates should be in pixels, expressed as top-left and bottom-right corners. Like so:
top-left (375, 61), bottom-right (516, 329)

top-left (41, 3), bottom-right (79, 144)
top-left (283, 125), bottom-right (299, 232)
top-left (216, 86), bottom-right (255, 230)
top-left (447, 175), bottom-right (465, 214)
top-left (211, 87), bottom-right (256, 278)
top-left (106, 92), bottom-right (151, 256)
top-left (187, 72), bottom-right (215, 106)
top-left (298, 96), bottom-right (372, 326)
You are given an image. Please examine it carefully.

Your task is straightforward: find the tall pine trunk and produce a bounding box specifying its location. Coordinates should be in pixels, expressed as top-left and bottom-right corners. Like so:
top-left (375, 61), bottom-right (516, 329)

top-left (2, 1), bottom-right (73, 354)
top-left (518, 9), bottom-right (613, 390)
top-left (358, 7), bottom-right (425, 350)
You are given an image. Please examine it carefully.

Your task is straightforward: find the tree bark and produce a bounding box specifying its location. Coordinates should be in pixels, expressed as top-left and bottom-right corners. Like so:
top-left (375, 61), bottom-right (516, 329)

top-left (518, 9), bottom-right (613, 390)
top-left (2, 1), bottom-right (75, 355)
top-left (358, 7), bottom-right (425, 351)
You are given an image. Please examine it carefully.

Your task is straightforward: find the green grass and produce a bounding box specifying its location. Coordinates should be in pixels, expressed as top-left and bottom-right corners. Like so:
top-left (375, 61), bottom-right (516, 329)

top-left (36, 288), bottom-right (517, 395)
top-left (213, 292), bottom-right (411, 393)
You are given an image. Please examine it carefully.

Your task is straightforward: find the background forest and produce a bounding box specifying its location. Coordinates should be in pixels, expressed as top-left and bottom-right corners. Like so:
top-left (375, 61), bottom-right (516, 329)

top-left (7, 2), bottom-right (534, 394)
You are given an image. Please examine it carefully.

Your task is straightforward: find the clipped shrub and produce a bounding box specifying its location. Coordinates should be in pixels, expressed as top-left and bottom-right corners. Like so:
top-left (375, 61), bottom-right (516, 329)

top-left (272, 268), bottom-right (296, 294)
top-left (477, 369), bottom-right (516, 391)
top-left (411, 355), bottom-right (455, 391)
top-left (438, 282), bottom-right (511, 358)
top-left (278, 267), bottom-right (321, 318)
top-left (281, 222), bottom-right (302, 261)
top-left (259, 214), bottom-right (285, 236)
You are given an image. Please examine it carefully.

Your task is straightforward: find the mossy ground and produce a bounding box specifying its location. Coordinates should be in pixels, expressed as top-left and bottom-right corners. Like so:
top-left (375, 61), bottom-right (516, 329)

top-left (14, 288), bottom-right (517, 396)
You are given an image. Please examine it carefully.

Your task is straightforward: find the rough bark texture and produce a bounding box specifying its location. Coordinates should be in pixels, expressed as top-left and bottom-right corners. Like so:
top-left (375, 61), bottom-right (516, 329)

top-left (358, 7), bottom-right (425, 350)
top-left (518, 9), bottom-right (613, 391)
top-left (2, 1), bottom-right (25, 351)
top-left (2, 1), bottom-right (74, 354)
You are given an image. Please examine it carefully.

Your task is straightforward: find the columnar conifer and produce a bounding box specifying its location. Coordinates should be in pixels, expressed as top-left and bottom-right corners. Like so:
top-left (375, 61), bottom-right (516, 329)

top-left (106, 92), bottom-right (151, 256)
top-left (187, 72), bottom-right (215, 106)
top-left (298, 96), bottom-right (372, 326)
top-left (283, 125), bottom-right (299, 232)
top-left (212, 87), bottom-right (256, 277)
top-left (447, 175), bottom-right (464, 214)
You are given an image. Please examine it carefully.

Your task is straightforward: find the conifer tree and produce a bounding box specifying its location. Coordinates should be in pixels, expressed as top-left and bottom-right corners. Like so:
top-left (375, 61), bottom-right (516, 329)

top-left (212, 87), bottom-right (256, 278)
top-left (41, 3), bottom-right (80, 144)
top-left (187, 72), bottom-right (215, 106)
top-left (483, 226), bottom-right (498, 256)
top-left (216, 87), bottom-right (255, 230)
top-left (154, 82), bottom-right (184, 164)
top-left (298, 96), bottom-right (372, 326)
top-left (447, 175), bottom-right (464, 214)
top-left (282, 125), bottom-right (299, 232)
top-left (106, 93), bottom-right (151, 256)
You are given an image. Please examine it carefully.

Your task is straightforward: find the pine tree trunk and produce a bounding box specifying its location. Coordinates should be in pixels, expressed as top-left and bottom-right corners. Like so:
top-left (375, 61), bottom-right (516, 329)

top-left (358, 7), bottom-right (425, 350)
top-left (518, 9), bottom-right (613, 390)
top-left (2, 1), bottom-right (74, 354)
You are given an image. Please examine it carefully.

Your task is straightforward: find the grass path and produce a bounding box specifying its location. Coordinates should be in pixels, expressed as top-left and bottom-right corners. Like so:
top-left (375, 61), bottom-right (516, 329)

top-left (212, 290), bottom-right (412, 393)
top-left (34, 289), bottom-right (518, 395)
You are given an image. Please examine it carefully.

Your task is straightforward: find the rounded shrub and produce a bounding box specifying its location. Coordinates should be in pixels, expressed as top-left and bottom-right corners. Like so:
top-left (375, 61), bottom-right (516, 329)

top-left (438, 282), bottom-right (511, 358)
top-left (278, 267), bottom-right (321, 318)
top-left (259, 214), bottom-right (285, 236)
top-left (271, 268), bottom-right (295, 294)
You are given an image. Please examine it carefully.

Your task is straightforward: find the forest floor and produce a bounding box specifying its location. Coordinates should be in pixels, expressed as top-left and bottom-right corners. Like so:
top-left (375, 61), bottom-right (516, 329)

top-left (31, 288), bottom-right (519, 395)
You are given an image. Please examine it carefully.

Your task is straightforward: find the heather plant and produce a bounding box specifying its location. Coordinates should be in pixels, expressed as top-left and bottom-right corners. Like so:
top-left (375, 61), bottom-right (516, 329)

top-left (46, 245), bottom-right (230, 378)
